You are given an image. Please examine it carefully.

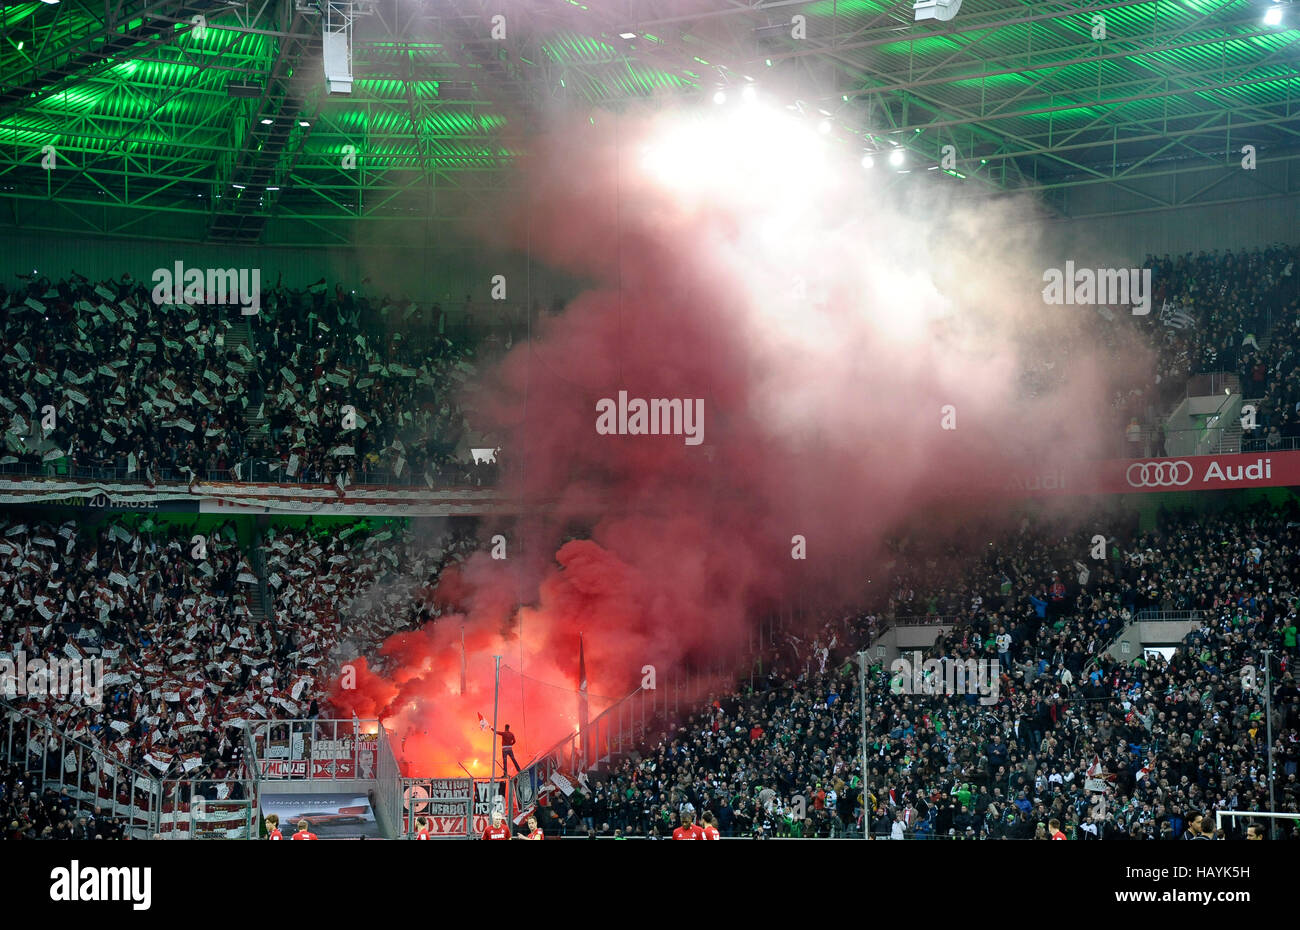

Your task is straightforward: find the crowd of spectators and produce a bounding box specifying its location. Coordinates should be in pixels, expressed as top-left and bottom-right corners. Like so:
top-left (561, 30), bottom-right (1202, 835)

top-left (1, 758), bottom-right (134, 840)
top-left (532, 502), bottom-right (1299, 839)
top-left (263, 519), bottom-right (480, 670)
top-left (1019, 244), bottom-right (1300, 457)
top-left (4, 497), bottom-right (1298, 841)
top-left (0, 269), bottom-right (507, 489)
top-left (0, 512), bottom-right (478, 837)
top-left (1145, 245), bottom-right (1299, 455)
top-left (3, 246), bottom-right (1299, 488)
top-left (6, 246), bottom-right (1300, 844)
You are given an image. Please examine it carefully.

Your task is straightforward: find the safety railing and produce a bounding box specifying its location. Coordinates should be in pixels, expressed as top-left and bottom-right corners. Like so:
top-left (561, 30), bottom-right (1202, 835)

top-left (374, 725), bottom-right (405, 838)
top-left (1122, 423), bottom-right (1243, 458)
top-left (157, 778), bottom-right (258, 839)
top-left (1186, 371), bottom-right (1241, 398)
top-left (1242, 435), bottom-right (1300, 453)
top-left (247, 717), bottom-right (381, 781)
top-left (891, 615), bottom-right (960, 627)
top-left (0, 459), bottom-right (499, 489)
top-left (1131, 609), bottom-right (1209, 623)
top-left (1, 699), bottom-right (160, 838)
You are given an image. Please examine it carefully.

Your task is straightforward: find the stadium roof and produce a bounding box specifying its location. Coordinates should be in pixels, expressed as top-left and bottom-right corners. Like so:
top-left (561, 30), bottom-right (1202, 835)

top-left (1, 0), bottom-right (1297, 245)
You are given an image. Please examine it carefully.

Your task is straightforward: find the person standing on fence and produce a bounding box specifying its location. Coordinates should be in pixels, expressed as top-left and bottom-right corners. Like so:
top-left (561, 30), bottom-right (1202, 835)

top-left (496, 724), bottom-right (522, 774)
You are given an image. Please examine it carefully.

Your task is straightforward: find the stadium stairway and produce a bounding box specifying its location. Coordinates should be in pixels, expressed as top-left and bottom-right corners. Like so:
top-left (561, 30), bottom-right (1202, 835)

top-left (248, 545), bottom-right (273, 625)
top-left (223, 318), bottom-right (270, 444)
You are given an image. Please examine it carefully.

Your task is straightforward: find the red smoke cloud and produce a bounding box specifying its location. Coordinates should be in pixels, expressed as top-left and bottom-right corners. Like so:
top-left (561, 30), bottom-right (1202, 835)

top-left (329, 103), bottom-right (1150, 776)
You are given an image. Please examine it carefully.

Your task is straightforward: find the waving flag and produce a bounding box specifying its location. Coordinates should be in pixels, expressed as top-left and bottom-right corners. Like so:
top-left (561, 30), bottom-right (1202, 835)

top-left (477, 712), bottom-right (489, 731)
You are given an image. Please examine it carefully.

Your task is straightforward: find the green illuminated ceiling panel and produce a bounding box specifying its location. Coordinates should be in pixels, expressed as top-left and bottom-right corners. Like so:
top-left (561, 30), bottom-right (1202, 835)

top-left (542, 33), bottom-right (619, 63)
top-left (0, 0), bottom-right (1294, 240)
top-left (803, 0), bottom-right (887, 15)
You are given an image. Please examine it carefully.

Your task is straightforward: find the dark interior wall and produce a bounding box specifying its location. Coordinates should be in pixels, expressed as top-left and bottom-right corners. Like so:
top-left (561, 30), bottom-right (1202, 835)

top-left (0, 231), bottom-right (582, 311)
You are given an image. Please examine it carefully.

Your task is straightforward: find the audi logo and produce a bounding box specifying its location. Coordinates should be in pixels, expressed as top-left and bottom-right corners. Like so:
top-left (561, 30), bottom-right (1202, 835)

top-left (1126, 460), bottom-right (1193, 488)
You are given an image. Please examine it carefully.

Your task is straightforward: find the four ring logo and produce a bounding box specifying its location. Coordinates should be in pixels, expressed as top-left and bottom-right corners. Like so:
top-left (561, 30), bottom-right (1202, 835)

top-left (1126, 460), bottom-right (1193, 488)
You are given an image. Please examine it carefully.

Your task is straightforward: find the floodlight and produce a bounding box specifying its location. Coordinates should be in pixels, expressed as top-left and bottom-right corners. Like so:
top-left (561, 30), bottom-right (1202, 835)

top-left (914, 0), bottom-right (962, 21)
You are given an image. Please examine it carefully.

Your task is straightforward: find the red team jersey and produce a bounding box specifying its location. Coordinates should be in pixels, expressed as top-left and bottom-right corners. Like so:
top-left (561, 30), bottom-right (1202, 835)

top-left (482, 825), bottom-right (511, 840)
top-left (672, 826), bottom-right (701, 840)
top-left (702, 825), bottom-right (720, 840)
top-left (291, 831), bottom-right (318, 840)
top-left (526, 829), bottom-right (544, 840)
top-left (416, 828), bottom-right (431, 840)
top-left (268, 829), bottom-right (283, 840)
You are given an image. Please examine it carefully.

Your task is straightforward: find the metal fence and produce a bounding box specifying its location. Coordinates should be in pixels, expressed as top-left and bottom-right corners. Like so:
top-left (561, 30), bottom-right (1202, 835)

top-left (551, 832), bottom-right (971, 840)
top-left (1, 700), bottom-right (158, 837)
top-left (1242, 435), bottom-right (1300, 453)
top-left (247, 717), bottom-right (381, 781)
top-left (0, 459), bottom-right (498, 489)
top-left (1131, 609), bottom-right (1209, 623)
top-left (374, 725), bottom-right (404, 838)
top-left (1, 701), bottom-right (259, 839)
top-left (892, 615), bottom-right (959, 627)
top-left (157, 779), bottom-right (257, 839)
top-left (1186, 372), bottom-right (1241, 398)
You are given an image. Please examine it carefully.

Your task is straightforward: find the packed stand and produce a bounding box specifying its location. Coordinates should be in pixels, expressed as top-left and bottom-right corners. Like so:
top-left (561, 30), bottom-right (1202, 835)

top-left (1145, 245), bottom-right (1299, 456)
top-left (1016, 244), bottom-right (1300, 457)
top-left (0, 269), bottom-right (506, 488)
top-left (0, 512), bottom-right (478, 838)
top-left (534, 503), bottom-right (1299, 839)
top-left (1, 758), bottom-right (133, 839)
top-left (262, 519), bottom-right (480, 672)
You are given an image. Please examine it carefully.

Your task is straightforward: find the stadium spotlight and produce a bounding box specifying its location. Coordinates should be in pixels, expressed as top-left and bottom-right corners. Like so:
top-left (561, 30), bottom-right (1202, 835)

top-left (1264, 2), bottom-right (1283, 25)
top-left (713, 89), bottom-right (727, 104)
top-left (320, 1), bottom-right (375, 94)
top-left (260, 117), bottom-right (273, 124)
top-left (619, 31), bottom-right (637, 39)
top-left (913, 0), bottom-right (961, 21)
top-left (298, 119), bottom-right (311, 127)
top-left (741, 84), bottom-right (758, 103)
top-left (861, 154), bottom-right (874, 169)
top-left (818, 119), bottom-right (832, 134)
top-left (889, 150), bottom-right (905, 167)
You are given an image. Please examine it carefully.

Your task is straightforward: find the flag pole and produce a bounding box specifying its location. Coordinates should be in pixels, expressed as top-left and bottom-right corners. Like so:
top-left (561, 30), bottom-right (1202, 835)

top-left (490, 654), bottom-right (501, 817)
top-left (1263, 648), bottom-right (1276, 838)
top-left (578, 634), bottom-right (589, 771)
top-left (858, 650), bottom-right (869, 840)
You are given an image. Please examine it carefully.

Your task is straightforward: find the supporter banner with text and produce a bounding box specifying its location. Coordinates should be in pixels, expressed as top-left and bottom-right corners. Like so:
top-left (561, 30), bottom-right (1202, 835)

top-left (1000, 451), bottom-right (1300, 497)
top-left (401, 777), bottom-right (474, 837)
